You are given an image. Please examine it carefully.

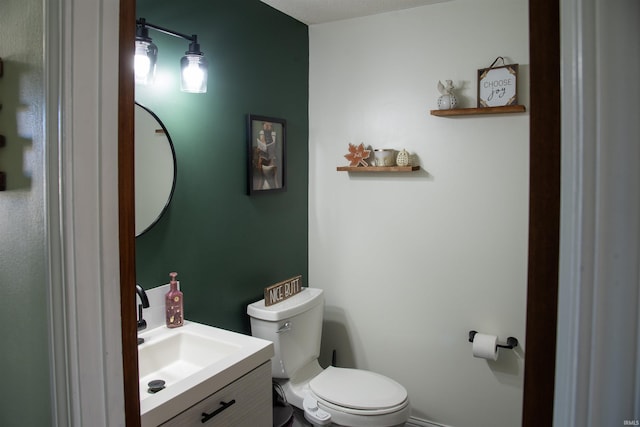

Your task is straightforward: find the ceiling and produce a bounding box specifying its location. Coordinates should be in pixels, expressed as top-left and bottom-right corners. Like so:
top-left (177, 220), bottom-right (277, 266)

top-left (260, 0), bottom-right (447, 25)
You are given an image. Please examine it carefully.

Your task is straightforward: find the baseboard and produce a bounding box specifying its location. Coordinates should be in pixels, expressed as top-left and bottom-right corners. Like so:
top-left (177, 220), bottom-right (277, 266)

top-left (406, 416), bottom-right (452, 427)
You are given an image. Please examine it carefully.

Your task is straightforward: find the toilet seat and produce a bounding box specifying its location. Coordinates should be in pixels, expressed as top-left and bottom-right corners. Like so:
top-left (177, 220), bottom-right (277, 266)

top-left (309, 366), bottom-right (408, 414)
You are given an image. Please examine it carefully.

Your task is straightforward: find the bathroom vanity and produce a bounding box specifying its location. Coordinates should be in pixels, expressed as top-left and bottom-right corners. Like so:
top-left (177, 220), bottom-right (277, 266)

top-left (160, 362), bottom-right (271, 426)
top-left (138, 321), bottom-right (274, 427)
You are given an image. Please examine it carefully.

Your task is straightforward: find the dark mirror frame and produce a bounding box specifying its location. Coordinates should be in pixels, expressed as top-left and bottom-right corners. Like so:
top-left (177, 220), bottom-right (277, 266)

top-left (135, 101), bottom-right (177, 236)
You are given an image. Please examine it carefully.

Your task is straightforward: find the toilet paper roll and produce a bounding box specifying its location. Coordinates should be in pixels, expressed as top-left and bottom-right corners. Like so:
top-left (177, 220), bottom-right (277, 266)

top-left (472, 333), bottom-right (499, 360)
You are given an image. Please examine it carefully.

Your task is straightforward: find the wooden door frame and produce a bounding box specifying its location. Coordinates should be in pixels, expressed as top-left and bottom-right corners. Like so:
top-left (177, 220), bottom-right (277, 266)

top-left (118, 0), bottom-right (140, 425)
top-left (522, 0), bottom-right (560, 425)
top-left (117, 0), bottom-right (561, 425)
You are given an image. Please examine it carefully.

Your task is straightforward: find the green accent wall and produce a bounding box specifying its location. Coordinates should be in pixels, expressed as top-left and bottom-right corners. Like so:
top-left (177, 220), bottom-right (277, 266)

top-left (135, 0), bottom-right (309, 333)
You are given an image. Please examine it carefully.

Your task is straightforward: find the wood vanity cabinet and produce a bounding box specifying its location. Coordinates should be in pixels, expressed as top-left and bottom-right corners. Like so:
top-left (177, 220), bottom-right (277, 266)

top-left (160, 362), bottom-right (272, 426)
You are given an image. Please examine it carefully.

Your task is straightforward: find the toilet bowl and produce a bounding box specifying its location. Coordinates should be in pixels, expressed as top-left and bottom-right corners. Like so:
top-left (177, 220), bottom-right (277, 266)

top-left (247, 287), bottom-right (410, 427)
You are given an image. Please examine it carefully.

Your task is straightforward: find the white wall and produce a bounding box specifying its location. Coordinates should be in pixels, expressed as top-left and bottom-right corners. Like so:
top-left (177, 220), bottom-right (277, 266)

top-left (308, 1), bottom-right (529, 426)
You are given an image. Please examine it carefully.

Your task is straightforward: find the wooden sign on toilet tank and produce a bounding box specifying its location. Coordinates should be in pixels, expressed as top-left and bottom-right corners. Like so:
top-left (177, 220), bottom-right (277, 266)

top-left (264, 275), bottom-right (302, 306)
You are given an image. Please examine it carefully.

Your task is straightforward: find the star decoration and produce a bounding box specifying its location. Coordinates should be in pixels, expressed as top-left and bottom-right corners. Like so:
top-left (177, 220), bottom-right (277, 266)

top-left (344, 143), bottom-right (371, 167)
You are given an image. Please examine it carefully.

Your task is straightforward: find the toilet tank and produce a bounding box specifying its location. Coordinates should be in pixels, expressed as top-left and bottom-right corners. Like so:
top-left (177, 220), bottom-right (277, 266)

top-left (247, 287), bottom-right (324, 379)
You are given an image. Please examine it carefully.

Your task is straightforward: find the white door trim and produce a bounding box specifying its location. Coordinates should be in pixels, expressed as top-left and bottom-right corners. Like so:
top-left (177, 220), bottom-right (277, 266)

top-left (555, 0), bottom-right (640, 425)
top-left (46, 0), bottom-right (125, 425)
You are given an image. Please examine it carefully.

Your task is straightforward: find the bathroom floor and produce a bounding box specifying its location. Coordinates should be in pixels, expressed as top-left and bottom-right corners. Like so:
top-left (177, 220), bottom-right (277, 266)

top-left (288, 408), bottom-right (411, 426)
top-left (290, 408), bottom-right (312, 426)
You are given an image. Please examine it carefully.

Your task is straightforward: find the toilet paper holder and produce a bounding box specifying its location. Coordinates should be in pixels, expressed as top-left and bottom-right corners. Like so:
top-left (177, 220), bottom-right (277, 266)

top-left (468, 330), bottom-right (518, 350)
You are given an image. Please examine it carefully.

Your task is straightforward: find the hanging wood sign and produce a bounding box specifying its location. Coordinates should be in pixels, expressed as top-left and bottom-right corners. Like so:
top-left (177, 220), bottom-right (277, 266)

top-left (264, 275), bottom-right (303, 306)
top-left (477, 57), bottom-right (518, 108)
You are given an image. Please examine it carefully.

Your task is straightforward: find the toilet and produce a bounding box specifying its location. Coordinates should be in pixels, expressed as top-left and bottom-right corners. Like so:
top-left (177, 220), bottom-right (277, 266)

top-left (247, 287), bottom-right (410, 427)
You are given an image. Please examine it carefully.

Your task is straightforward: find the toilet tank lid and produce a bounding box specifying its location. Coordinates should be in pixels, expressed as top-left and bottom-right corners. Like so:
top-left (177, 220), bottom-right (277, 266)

top-left (247, 287), bottom-right (323, 321)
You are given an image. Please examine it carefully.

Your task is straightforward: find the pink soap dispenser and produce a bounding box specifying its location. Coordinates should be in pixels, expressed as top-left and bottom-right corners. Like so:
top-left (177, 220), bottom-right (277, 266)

top-left (165, 272), bottom-right (184, 328)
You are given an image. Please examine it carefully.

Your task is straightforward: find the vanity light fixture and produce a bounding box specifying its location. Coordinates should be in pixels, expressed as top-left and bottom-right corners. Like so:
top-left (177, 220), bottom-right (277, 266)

top-left (135, 18), bottom-right (208, 93)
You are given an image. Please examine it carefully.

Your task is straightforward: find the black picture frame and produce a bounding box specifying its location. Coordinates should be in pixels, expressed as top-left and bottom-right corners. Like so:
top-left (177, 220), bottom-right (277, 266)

top-left (246, 114), bottom-right (287, 195)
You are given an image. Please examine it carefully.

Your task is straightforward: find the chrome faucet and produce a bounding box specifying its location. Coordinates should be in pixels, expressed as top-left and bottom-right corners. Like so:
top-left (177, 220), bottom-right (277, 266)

top-left (136, 284), bottom-right (150, 344)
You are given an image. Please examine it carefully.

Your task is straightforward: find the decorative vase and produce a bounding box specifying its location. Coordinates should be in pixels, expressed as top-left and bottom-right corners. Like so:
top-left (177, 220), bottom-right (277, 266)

top-left (396, 149), bottom-right (410, 166)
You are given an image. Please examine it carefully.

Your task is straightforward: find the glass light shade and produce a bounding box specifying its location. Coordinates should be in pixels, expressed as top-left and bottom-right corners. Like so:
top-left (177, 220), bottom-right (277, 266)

top-left (180, 54), bottom-right (208, 93)
top-left (134, 40), bottom-right (158, 85)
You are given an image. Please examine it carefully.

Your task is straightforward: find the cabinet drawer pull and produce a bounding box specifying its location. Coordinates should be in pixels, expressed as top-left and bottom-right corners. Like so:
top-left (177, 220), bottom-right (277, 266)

top-left (201, 400), bottom-right (236, 423)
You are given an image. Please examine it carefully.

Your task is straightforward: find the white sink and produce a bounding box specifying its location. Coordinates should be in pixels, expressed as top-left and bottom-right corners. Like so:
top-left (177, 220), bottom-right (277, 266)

top-left (138, 327), bottom-right (241, 395)
top-left (138, 321), bottom-right (274, 427)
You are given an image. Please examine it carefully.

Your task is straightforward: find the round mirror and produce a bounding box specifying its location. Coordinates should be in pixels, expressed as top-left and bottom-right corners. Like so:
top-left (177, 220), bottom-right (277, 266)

top-left (135, 102), bottom-right (177, 237)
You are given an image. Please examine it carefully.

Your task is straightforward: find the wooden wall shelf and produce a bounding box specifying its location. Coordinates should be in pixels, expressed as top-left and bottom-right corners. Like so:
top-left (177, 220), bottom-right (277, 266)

top-left (337, 165), bottom-right (420, 172)
top-left (430, 105), bottom-right (526, 117)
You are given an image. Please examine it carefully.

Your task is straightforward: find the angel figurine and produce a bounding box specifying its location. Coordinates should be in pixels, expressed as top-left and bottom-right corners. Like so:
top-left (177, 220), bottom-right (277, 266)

top-left (437, 80), bottom-right (458, 110)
